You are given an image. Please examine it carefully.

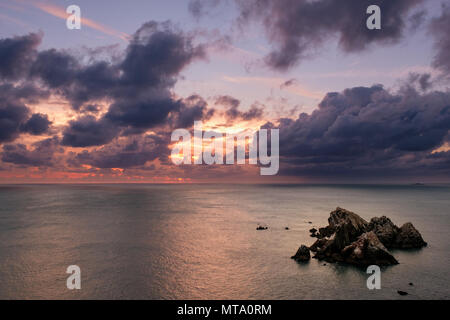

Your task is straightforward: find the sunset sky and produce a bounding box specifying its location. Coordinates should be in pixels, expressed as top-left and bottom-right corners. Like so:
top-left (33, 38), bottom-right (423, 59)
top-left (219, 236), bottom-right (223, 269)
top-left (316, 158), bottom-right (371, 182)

top-left (0, 0), bottom-right (449, 183)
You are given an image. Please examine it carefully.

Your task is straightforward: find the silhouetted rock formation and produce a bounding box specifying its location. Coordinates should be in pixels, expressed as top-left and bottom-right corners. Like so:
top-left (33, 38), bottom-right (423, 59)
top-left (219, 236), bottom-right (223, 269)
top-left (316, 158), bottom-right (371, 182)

top-left (393, 222), bottom-right (427, 248)
top-left (368, 216), bottom-right (398, 248)
top-left (296, 207), bottom-right (427, 267)
top-left (341, 231), bottom-right (398, 266)
top-left (309, 228), bottom-right (318, 237)
top-left (256, 225), bottom-right (268, 230)
top-left (291, 245), bottom-right (311, 262)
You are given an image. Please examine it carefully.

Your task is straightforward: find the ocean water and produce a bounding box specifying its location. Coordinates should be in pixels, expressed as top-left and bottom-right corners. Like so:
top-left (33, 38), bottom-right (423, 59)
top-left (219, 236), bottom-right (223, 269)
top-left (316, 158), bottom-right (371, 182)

top-left (0, 183), bottom-right (449, 300)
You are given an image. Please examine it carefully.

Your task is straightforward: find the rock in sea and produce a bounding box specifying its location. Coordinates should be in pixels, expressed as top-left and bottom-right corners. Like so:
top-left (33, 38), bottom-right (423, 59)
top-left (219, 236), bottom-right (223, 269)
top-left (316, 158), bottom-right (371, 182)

top-left (298, 207), bottom-right (426, 267)
top-left (368, 216), bottom-right (398, 248)
top-left (291, 245), bottom-right (311, 262)
top-left (392, 222), bottom-right (427, 249)
top-left (341, 231), bottom-right (399, 266)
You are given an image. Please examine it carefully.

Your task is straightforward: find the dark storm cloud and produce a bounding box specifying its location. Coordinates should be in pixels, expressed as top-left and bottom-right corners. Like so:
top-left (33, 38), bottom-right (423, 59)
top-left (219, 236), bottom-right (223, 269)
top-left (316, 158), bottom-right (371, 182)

top-left (6, 21), bottom-right (204, 116)
top-left (275, 85), bottom-right (450, 178)
top-left (0, 101), bottom-right (29, 143)
top-left (69, 134), bottom-right (170, 169)
top-left (19, 21), bottom-right (209, 149)
top-left (80, 104), bottom-right (101, 114)
top-left (31, 50), bottom-right (118, 109)
top-left (2, 137), bottom-right (60, 167)
top-left (0, 83), bottom-right (49, 104)
top-left (0, 84), bottom-right (51, 143)
top-left (120, 21), bottom-right (205, 88)
top-left (20, 113), bottom-right (52, 135)
top-left (215, 95), bottom-right (264, 121)
top-left (429, 4), bottom-right (450, 76)
top-left (61, 116), bottom-right (119, 148)
top-left (172, 94), bottom-right (214, 128)
top-left (190, 0), bottom-right (424, 70)
top-left (0, 33), bottom-right (41, 80)
top-left (240, 103), bottom-right (264, 121)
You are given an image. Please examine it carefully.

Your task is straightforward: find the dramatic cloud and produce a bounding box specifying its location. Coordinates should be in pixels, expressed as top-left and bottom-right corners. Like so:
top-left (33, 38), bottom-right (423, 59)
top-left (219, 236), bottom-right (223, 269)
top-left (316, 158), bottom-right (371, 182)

top-left (20, 113), bottom-right (52, 135)
top-left (100, 22), bottom-right (206, 130)
top-left (215, 95), bottom-right (264, 121)
top-left (0, 22), bottom-right (214, 175)
top-left (429, 4), bottom-right (450, 76)
top-left (0, 33), bottom-right (41, 80)
top-left (68, 134), bottom-right (170, 169)
top-left (2, 137), bottom-right (60, 167)
top-left (3, 21), bottom-right (210, 148)
top-left (190, 0), bottom-right (424, 70)
top-left (61, 116), bottom-right (119, 148)
top-left (1, 14), bottom-right (448, 181)
top-left (172, 94), bottom-right (214, 128)
top-left (0, 83), bottom-right (50, 143)
top-left (0, 101), bottom-right (29, 143)
top-left (276, 85), bottom-right (450, 178)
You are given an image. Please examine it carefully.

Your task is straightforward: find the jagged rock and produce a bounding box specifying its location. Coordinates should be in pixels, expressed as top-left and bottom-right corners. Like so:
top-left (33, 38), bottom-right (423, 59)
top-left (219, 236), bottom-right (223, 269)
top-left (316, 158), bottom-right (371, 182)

top-left (309, 228), bottom-right (318, 237)
top-left (256, 226), bottom-right (268, 230)
top-left (309, 238), bottom-right (327, 252)
top-left (318, 226), bottom-right (334, 238)
top-left (294, 207), bottom-right (426, 267)
top-left (341, 231), bottom-right (399, 266)
top-left (313, 208), bottom-right (369, 261)
top-left (368, 216), bottom-right (399, 248)
top-left (393, 222), bottom-right (427, 248)
top-left (328, 207), bottom-right (368, 234)
top-left (291, 245), bottom-right (311, 262)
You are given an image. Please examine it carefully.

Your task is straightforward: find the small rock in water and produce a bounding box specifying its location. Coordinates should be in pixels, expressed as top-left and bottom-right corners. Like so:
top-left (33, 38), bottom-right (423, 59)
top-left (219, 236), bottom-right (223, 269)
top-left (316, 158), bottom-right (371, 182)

top-left (256, 226), bottom-right (268, 230)
top-left (409, 282), bottom-right (414, 286)
top-left (309, 228), bottom-right (318, 237)
top-left (291, 245), bottom-right (311, 262)
top-left (308, 221), bottom-right (312, 224)
top-left (397, 290), bottom-right (408, 296)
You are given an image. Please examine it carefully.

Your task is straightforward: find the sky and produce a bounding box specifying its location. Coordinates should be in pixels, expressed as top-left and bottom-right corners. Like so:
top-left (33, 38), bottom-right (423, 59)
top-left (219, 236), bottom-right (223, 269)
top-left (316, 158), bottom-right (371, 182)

top-left (0, 0), bottom-right (449, 183)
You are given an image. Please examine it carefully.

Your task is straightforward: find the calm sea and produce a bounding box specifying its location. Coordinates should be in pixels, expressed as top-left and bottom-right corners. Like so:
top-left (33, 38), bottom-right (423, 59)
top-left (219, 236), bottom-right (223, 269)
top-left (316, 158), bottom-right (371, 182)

top-left (0, 184), bottom-right (449, 299)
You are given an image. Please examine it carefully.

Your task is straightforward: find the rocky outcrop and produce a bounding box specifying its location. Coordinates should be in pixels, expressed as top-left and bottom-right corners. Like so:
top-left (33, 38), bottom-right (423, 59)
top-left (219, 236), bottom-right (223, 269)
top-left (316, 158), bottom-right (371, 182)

top-left (294, 207), bottom-right (427, 267)
top-left (309, 238), bottom-right (327, 252)
top-left (318, 226), bottom-right (334, 238)
top-left (392, 222), bottom-right (427, 249)
top-left (341, 232), bottom-right (398, 266)
top-left (328, 207), bottom-right (368, 233)
top-left (367, 217), bottom-right (427, 249)
top-left (291, 245), bottom-right (311, 262)
top-left (368, 216), bottom-right (399, 248)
